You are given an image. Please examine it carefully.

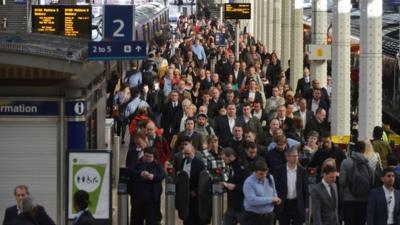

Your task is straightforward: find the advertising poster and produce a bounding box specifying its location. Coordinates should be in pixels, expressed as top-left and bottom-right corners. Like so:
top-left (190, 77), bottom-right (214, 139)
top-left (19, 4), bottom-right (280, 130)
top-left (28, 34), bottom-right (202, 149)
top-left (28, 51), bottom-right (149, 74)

top-left (68, 151), bottom-right (111, 220)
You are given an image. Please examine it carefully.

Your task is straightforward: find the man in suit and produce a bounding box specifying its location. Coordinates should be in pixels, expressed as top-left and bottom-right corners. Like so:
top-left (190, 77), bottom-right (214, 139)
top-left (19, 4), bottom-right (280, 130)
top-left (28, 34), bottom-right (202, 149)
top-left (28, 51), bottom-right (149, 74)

top-left (232, 62), bottom-right (245, 86)
top-left (221, 147), bottom-right (250, 225)
top-left (295, 67), bottom-right (312, 97)
top-left (311, 164), bottom-right (339, 225)
top-left (367, 167), bottom-right (400, 225)
top-left (236, 103), bottom-right (263, 135)
top-left (265, 87), bottom-right (286, 119)
top-left (73, 190), bottom-right (96, 225)
top-left (304, 108), bottom-right (329, 139)
top-left (127, 147), bottom-right (165, 225)
top-left (2, 185), bottom-right (55, 225)
top-left (174, 117), bottom-right (204, 152)
top-left (214, 103), bottom-right (237, 147)
top-left (293, 98), bottom-right (313, 130)
top-left (307, 89), bottom-right (329, 115)
top-left (8, 197), bottom-right (38, 225)
top-left (274, 146), bottom-right (309, 225)
top-left (178, 144), bottom-right (206, 225)
top-left (161, 90), bottom-right (182, 142)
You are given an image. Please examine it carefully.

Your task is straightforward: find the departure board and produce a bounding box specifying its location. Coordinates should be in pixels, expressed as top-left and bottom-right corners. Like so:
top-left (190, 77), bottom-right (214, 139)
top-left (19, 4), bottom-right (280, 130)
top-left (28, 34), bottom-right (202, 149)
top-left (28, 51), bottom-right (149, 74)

top-left (32, 5), bottom-right (91, 39)
top-left (224, 3), bottom-right (251, 20)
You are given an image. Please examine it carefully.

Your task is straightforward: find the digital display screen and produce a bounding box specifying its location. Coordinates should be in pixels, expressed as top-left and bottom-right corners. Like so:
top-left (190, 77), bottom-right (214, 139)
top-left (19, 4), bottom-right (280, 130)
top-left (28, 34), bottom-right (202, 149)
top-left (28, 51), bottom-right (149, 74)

top-left (224, 3), bottom-right (251, 20)
top-left (32, 5), bottom-right (91, 39)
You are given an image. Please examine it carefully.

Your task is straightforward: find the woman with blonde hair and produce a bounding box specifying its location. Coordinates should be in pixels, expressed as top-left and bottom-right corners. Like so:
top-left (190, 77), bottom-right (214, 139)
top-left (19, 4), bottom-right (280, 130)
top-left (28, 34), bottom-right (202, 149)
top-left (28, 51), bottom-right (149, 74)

top-left (363, 139), bottom-right (382, 172)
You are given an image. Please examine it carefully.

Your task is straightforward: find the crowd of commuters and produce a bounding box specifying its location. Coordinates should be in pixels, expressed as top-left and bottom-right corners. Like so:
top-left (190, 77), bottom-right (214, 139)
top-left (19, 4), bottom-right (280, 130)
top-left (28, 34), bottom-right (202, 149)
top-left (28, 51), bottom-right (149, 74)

top-left (3, 7), bottom-right (400, 225)
top-left (103, 11), bottom-right (400, 225)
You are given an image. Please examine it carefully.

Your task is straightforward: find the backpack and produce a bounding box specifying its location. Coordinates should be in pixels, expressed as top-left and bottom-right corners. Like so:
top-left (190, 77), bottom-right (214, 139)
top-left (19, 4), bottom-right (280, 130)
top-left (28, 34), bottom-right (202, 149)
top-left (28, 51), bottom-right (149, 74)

top-left (347, 155), bottom-right (374, 198)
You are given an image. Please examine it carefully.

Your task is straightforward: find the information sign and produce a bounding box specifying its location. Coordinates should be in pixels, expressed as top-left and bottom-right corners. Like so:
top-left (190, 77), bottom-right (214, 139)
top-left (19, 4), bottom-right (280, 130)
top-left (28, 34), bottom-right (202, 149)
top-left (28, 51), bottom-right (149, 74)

top-left (67, 151), bottom-right (111, 220)
top-left (32, 5), bottom-right (91, 39)
top-left (88, 41), bottom-right (147, 60)
top-left (104, 5), bottom-right (134, 41)
top-left (224, 3), bottom-right (251, 20)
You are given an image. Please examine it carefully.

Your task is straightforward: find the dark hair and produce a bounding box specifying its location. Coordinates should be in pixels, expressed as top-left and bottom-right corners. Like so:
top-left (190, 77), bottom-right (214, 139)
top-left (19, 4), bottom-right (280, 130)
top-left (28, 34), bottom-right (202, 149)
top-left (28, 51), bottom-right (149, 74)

top-left (387, 154), bottom-right (399, 167)
top-left (74, 190), bottom-right (90, 210)
top-left (143, 146), bottom-right (159, 160)
top-left (373, 126), bottom-right (384, 140)
top-left (222, 147), bottom-right (236, 157)
top-left (320, 132), bottom-right (331, 139)
top-left (322, 164), bottom-right (337, 175)
top-left (245, 141), bottom-right (257, 150)
top-left (254, 159), bottom-right (268, 171)
top-left (185, 117), bottom-right (195, 124)
top-left (381, 167), bottom-right (396, 177)
top-left (353, 141), bottom-right (366, 153)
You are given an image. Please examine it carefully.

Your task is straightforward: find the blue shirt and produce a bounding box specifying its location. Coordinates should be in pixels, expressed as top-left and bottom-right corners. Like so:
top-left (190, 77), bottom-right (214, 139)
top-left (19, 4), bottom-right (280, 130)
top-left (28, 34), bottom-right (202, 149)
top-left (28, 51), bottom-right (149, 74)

top-left (191, 44), bottom-right (206, 61)
top-left (243, 173), bottom-right (278, 214)
top-left (126, 71), bottom-right (142, 88)
top-left (124, 97), bottom-right (149, 118)
top-left (163, 76), bottom-right (173, 97)
top-left (267, 138), bottom-right (300, 151)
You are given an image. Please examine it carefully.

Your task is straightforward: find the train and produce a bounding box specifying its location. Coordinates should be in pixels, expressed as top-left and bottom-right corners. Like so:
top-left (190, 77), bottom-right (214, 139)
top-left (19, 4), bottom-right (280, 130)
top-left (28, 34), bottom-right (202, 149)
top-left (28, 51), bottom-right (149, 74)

top-left (92, 2), bottom-right (169, 42)
top-left (303, 5), bottom-right (400, 132)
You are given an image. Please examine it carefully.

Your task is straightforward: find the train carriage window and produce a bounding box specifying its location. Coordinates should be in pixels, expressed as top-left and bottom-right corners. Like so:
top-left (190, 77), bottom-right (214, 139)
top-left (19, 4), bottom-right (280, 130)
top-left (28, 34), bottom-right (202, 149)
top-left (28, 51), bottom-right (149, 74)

top-left (147, 22), bottom-right (151, 41)
top-left (143, 25), bottom-right (147, 42)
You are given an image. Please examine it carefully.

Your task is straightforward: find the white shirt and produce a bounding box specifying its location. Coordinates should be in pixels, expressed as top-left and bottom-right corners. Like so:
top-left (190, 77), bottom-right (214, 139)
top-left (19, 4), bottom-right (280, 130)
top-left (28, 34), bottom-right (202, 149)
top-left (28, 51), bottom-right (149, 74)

top-left (299, 110), bottom-right (307, 128)
top-left (228, 116), bottom-right (235, 133)
top-left (383, 186), bottom-right (395, 224)
top-left (183, 158), bottom-right (192, 178)
top-left (248, 91), bottom-right (256, 102)
top-left (311, 100), bottom-right (320, 115)
top-left (180, 114), bottom-right (188, 132)
top-left (287, 164), bottom-right (297, 199)
top-left (322, 179), bottom-right (332, 197)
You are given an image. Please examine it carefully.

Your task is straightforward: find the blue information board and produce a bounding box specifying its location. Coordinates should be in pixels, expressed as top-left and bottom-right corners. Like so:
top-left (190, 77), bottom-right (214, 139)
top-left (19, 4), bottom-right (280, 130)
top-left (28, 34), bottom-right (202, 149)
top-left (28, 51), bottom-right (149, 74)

top-left (88, 41), bottom-right (147, 60)
top-left (388, 0), bottom-right (400, 5)
top-left (104, 5), bottom-right (134, 41)
top-left (0, 100), bottom-right (59, 116)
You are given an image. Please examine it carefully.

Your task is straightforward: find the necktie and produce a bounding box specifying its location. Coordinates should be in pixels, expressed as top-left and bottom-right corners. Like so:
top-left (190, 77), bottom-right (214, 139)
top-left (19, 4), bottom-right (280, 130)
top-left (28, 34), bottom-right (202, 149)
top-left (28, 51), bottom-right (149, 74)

top-left (185, 158), bottom-right (192, 165)
top-left (330, 184), bottom-right (336, 207)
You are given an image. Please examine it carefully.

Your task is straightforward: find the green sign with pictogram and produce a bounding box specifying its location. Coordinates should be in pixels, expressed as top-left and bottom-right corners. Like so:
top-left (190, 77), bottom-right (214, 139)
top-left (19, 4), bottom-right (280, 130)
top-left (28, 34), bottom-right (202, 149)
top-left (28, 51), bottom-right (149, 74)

top-left (68, 151), bottom-right (111, 220)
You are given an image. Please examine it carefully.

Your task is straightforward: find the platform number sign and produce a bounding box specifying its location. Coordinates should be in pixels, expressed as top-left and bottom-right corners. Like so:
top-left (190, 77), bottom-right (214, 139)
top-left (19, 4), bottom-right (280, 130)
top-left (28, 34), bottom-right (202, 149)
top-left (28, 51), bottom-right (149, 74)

top-left (104, 5), bottom-right (134, 41)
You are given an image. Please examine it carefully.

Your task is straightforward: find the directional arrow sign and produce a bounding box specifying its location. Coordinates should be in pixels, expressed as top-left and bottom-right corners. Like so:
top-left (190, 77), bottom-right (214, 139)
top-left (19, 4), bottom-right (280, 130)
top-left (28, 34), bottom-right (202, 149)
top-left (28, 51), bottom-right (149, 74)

top-left (88, 41), bottom-right (147, 61)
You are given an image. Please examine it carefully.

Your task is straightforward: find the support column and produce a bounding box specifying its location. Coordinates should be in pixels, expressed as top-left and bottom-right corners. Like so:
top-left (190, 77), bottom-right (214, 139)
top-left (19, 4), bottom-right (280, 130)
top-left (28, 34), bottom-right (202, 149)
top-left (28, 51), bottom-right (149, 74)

top-left (261, 0), bottom-right (267, 46)
top-left (358, 0), bottom-right (383, 139)
top-left (331, 0), bottom-right (351, 136)
top-left (281, 0), bottom-right (291, 70)
top-left (290, 0), bottom-right (303, 90)
top-left (251, 0), bottom-right (257, 39)
top-left (310, 0), bottom-right (328, 87)
top-left (256, 0), bottom-right (262, 41)
top-left (273, 0), bottom-right (282, 57)
top-left (266, 0), bottom-right (274, 50)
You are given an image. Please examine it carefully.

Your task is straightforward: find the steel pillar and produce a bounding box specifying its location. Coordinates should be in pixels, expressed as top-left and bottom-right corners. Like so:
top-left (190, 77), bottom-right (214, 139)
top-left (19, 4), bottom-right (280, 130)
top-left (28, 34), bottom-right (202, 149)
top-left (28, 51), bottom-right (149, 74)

top-left (290, 0), bottom-right (304, 90)
top-left (249, 0), bottom-right (255, 37)
top-left (281, 0), bottom-right (291, 70)
top-left (256, 0), bottom-right (262, 41)
top-left (266, 0), bottom-right (274, 50)
top-left (310, 0), bottom-right (328, 87)
top-left (273, 0), bottom-right (282, 57)
top-left (331, 0), bottom-right (351, 136)
top-left (358, 0), bottom-right (382, 139)
top-left (261, 0), bottom-right (267, 46)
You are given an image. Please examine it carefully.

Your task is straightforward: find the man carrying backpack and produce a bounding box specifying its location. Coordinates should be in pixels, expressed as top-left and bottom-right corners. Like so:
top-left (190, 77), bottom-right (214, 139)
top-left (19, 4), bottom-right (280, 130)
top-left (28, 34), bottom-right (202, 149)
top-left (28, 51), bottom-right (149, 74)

top-left (339, 141), bottom-right (375, 225)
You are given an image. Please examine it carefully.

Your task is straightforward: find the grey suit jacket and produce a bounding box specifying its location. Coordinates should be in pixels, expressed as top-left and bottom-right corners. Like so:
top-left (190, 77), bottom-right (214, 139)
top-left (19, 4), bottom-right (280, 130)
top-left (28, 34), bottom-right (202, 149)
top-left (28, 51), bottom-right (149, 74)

top-left (311, 182), bottom-right (339, 225)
